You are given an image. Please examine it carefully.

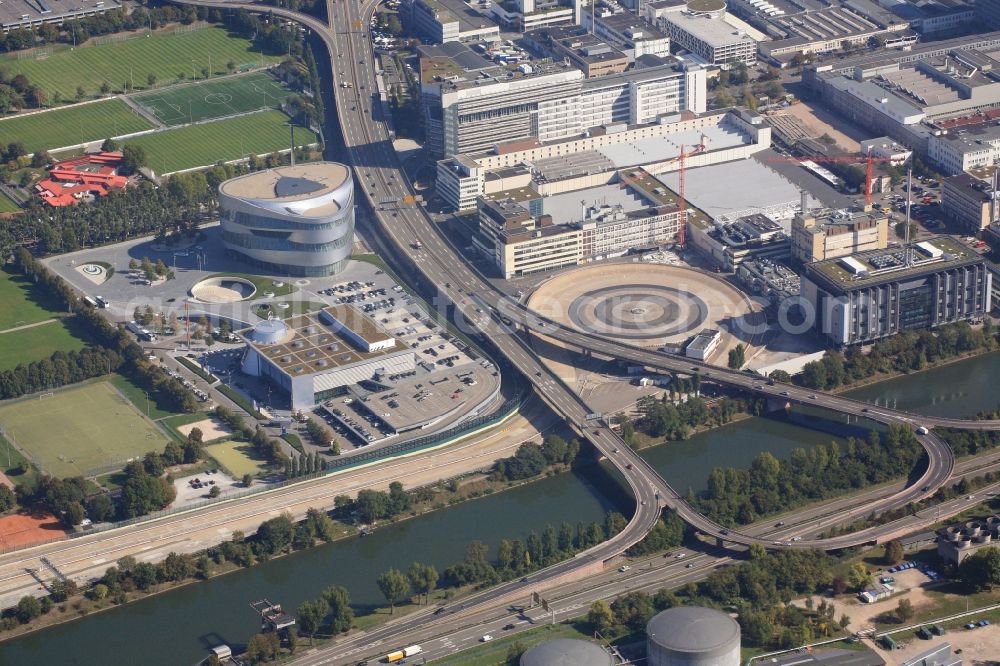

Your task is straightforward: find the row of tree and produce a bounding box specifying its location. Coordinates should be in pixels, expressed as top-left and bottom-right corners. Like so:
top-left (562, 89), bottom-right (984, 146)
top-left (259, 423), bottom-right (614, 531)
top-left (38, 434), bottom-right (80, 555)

top-left (697, 424), bottom-right (922, 526)
top-left (493, 435), bottom-right (580, 481)
top-left (796, 322), bottom-right (996, 390)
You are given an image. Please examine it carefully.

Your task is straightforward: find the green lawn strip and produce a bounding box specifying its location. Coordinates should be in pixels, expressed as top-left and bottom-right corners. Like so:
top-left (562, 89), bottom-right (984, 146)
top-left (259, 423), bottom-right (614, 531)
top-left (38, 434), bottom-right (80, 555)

top-left (108, 374), bottom-right (180, 420)
top-left (428, 620), bottom-right (612, 666)
top-left (0, 99), bottom-right (154, 155)
top-left (216, 384), bottom-right (264, 419)
top-left (282, 433), bottom-right (305, 454)
top-left (123, 110), bottom-right (320, 174)
top-left (0, 318), bottom-right (89, 371)
top-left (130, 70), bottom-right (288, 126)
top-left (176, 356), bottom-right (218, 384)
top-left (204, 272), bottom-right (297, 299)
top-left (203, 440), bottom-right (268, 478)
top-left (252, 301), bottom-right (325, 320)
top-left (0, 267), bottom-right (71, 331)
top-left (96, 471), bottom-right (128, 491)
top-left (0, 26), bottom-right (282, 98)
top-left (0, 191), bottom-right (21, 212)
top-left (0, 431), bottom-right (38, 492)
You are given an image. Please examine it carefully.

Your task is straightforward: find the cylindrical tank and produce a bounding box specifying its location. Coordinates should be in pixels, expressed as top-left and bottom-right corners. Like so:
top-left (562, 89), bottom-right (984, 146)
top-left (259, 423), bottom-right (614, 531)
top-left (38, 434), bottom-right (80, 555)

top-left (647, 606), bottom-right (741, 666)
top-left (519, 638), bottom-right (613, 666)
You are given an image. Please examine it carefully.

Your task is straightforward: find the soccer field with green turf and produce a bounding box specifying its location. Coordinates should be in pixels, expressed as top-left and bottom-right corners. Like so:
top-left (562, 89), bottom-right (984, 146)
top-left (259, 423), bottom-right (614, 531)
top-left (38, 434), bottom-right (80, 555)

top-left (0, 269), bottom-right (72, 332)
top-left (127, 110), bottom-right (321, 174)
top-left (131, 71), bottom-right (288, 126)
top-left (0, 319), bottom-right (90, 372)
top-left (0, 99), bottom-right (154, 155)
top-left (0, 26), bottom-right (283, 98)
top-left (0, 380), bottom-right (169, 478)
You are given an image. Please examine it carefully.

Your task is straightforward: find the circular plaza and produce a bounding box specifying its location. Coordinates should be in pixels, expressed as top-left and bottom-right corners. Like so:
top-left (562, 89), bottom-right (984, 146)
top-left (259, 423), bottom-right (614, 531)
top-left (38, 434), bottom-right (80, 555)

top-left (190, 276), bottom-right (257, 304)
top-left (527, 263), bottom-right (763, 361)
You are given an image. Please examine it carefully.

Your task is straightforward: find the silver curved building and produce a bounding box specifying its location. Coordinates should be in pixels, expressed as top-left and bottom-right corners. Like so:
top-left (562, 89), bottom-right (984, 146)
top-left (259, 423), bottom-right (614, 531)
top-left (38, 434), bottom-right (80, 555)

top-left (519, 639), bottom-right (612, 666)
top-left (219, 162), bottom-right (355, 277)
top-left (647, 606), bottom-right (741, 666)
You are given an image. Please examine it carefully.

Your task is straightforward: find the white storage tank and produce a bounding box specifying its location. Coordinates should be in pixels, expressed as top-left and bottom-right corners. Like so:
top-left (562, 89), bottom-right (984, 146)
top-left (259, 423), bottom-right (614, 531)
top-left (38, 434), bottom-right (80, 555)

top-left (519, 638), bottom-right (613, 666)
top-left (647, 606), bottom-right (741, 666)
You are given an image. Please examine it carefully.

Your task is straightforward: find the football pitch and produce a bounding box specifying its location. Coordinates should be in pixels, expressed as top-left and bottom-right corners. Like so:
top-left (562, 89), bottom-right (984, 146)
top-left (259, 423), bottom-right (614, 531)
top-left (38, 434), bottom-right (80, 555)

top-left (128, 110), bottom-right (321, 174)
top-left (0, 26), bottom-right (282, 98)
top-left (0, 381), bottom-right (169, 478)
top-left (131, 71), bottom-right (288, 126)
top-left (0, 99), bottom-right (154, 155)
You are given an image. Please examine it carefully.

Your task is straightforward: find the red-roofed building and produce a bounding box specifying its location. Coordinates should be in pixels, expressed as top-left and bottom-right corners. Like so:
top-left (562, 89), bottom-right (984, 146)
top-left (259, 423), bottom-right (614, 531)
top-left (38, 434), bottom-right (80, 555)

top-left (35, 151), bottom-right (129, 207)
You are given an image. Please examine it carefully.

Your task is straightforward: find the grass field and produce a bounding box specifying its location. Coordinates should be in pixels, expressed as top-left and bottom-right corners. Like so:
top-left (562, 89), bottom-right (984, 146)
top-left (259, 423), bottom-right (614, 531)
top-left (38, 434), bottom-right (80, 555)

top-left (0, 380), bottom-right (169, 478)
top-left (204, 440), bottom-right (268, 478)
top-left (109, 375), bottom-right (179, 421)
top-left (0, 99), bottom-right (154, 155)
top-left (125, 110), bottom-right (320, 174)
top-left (0, 26), bottom-right (283, 98)
top-left (0, 268), bottom-right (68, 332)
top-left (0, 319), bottom-right (90, 371)
top-left (0, 192), bottom-right (20, 212)
top-left (131, 71), bottom-right (288, 126)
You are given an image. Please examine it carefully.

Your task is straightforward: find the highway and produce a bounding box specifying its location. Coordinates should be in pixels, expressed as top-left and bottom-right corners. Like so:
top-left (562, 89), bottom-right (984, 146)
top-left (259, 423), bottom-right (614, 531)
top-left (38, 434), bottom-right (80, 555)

top-left (192, 0), bottom-right (1000, 554)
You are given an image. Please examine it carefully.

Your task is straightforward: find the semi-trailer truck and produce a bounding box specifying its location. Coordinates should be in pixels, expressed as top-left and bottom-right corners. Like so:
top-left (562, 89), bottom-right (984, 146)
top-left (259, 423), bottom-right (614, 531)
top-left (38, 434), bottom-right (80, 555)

top-left (385, 645), bottom-right (422, 662)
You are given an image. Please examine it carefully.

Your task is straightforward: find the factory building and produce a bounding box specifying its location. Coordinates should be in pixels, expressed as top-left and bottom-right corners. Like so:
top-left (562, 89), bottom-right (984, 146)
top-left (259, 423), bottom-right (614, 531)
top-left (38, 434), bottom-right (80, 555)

top-left (801, 237), bottom-right (992, 345)
top-left (520, 638), bottom-right (613, 666)
top-left (239, 308), bottom-right (415, 409)
top-left (647, 606), bottom-right (741, 666)
top-left (687, 213), bottom-right (789, 270)
top-left (218, 163), bottom-right (355, 277)
top-left (408, 0), bottom-right (500, 43)
top-left (937, 515), bottom-right (1000, 565)
top-left (791, 205), bottom-right (889, 263)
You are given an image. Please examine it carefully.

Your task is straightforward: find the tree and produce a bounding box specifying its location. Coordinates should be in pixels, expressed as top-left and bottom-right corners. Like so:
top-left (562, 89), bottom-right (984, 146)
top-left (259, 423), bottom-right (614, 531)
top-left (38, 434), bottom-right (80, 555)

top-left (847, 563), bottom-right (872, 591)
top-left (147, 73), bottom-right (157, 87)
top-left (728, 344), bottom-right (745, 369)
top-left (895, 598), bottom-right (914, 623)
top-left (883, 540), bottom-right (904, 566)
top-left (959, 546), bottom-right (1000, 590)
top-left (245, 632), bottom-right (279, 663)
top-left (376, 568), bottom-right (411, 613)
top-left (408, 562), bottom-right (439, 604)
top-left (322, 585), bottom-right (354, 633)
top-left (208, 485), bottom-right (221, 498)
top-left (297, 599), bottom-right (325, 642)
top-left (16, 595), bottom-right (41, 623)
top-left (588, 599), bottom-right (614, 633)
top-left (356, 489), bottom-right (390, 523)
top-left (256, 514), bottom-right (294, 555)
top-left (120, 144), bottom-right (147, 176)
top-left (242, 473), bottom-right (254, 487)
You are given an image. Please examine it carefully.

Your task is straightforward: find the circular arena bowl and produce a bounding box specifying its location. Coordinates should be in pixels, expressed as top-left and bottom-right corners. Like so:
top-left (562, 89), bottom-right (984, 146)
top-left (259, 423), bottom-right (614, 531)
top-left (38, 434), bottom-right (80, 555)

top-left (190, 276), bottom-right (258, 304)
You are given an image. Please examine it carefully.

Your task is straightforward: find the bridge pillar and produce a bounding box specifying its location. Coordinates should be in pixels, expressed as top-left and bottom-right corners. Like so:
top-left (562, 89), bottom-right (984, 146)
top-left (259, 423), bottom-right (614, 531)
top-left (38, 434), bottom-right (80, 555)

top-left (716, 537), bottom-right (725, 548)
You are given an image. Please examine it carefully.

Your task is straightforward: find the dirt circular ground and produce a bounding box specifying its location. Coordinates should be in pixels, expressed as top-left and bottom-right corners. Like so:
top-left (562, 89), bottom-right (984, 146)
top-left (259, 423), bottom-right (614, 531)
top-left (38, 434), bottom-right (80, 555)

top-left (527, 263), bottom-right (764, 363)
top-left (190, 277), bottom-right (257, 304)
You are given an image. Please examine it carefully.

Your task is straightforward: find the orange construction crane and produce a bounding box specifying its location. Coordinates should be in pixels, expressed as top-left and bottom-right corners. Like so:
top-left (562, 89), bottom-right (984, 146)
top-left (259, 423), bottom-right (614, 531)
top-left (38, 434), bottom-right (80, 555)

top-left (763, 149), bottom-right (898, 206)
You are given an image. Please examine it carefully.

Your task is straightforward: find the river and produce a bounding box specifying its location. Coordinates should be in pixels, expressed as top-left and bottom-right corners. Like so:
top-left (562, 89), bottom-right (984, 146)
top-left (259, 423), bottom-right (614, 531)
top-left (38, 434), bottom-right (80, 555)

top-left (3, 351), bottom-right (995, 664)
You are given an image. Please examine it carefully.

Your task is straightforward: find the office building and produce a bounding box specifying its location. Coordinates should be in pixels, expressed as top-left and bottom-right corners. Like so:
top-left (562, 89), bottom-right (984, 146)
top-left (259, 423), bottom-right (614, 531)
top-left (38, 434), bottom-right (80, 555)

top-left (650, 2), bottom-right (761, 68)
top-left (409, 0), bottom-right (500, 43)
top-left (979, 0), bottom-right (1000, 30)
top-left (801, 237), bottom-right (992, 345)
top-left (218, 163), bottom-right (355, 277)
top-left (584, 8), bottom-right (673, 60)
top-left (685, 328), bottom-right (721, 360)
top-left (791, 206), bottom-right (889, 263)
top-left (941, 168), bottom-right (1000, 232)
top-left (859, 137), bottom-right (912, 165)
top-left (928, 124), bottom-right (1000, 174)
top-left (523, 27), bottom-right (631, 77)
top-left (419, 41), bottom-right (706, 159)
top-left (239, 308), bottom-right (415, 409)
top-left (490, 0), bottom-right (577, 32)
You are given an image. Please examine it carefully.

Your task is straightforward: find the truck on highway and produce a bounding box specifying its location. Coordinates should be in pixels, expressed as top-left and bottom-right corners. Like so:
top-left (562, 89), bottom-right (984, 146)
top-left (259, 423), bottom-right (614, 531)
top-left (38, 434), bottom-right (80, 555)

top-left (385, 645), bottom-right (422, 662)
top-left (916, 426), bottom-right (929, 435)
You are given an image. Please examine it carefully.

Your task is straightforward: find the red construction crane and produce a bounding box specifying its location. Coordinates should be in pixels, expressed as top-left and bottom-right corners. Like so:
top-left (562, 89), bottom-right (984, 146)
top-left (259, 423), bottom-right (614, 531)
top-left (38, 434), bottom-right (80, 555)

top-left (619, 135), bottom-right (707, 247)
top-left (763, 149), bottom-right (898, 206)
